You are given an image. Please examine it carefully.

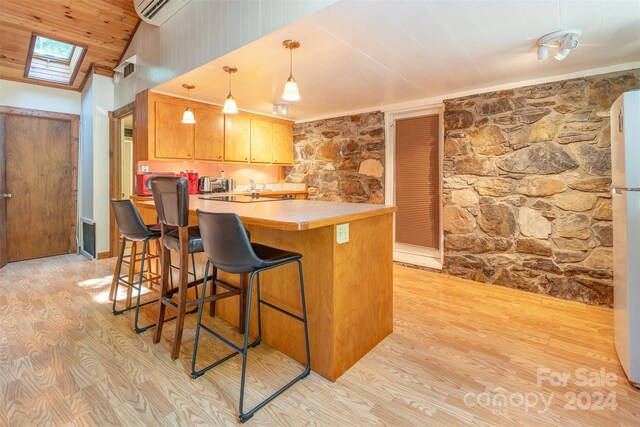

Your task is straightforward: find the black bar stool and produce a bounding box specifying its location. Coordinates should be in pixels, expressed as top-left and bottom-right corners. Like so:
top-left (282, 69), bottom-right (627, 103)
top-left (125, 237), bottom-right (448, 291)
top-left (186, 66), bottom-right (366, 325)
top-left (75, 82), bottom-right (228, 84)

top-left (110, 199), bottom-right (162, 333)
top-left (150, 177), bottom-right (214, 359)
top-left (191, 210), bottom-right (311, 423)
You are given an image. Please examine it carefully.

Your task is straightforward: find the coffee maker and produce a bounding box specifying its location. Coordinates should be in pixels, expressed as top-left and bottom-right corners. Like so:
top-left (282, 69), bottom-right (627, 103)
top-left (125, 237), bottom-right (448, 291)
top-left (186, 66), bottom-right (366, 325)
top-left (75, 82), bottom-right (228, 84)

top-left (180, 170), bottom-right (199, 195)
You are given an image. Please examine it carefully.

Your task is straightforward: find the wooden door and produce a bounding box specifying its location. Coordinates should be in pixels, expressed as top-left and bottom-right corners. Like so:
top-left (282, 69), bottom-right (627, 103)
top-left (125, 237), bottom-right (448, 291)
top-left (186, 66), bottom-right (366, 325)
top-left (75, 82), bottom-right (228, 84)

top-left (154, 100), bottom-right (195, 159)
top-left (3, 114), bottom-right (75, 261)
top-left (272, 123), bottom-right (294, 165)
top-left (224, 115), bottom-right (250, 162)
top-left (0, 115), bottom-right (6, 268)
top-left (194, 108), bottom-right (224, 161)
top-left (250, 120), bottom-right (273, 163)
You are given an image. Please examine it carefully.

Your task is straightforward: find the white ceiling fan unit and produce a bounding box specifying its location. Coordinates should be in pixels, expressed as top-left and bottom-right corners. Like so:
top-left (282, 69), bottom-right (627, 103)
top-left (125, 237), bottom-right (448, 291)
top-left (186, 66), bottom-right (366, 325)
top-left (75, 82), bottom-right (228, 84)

top-left (135, 0), bottom-right (192, 26)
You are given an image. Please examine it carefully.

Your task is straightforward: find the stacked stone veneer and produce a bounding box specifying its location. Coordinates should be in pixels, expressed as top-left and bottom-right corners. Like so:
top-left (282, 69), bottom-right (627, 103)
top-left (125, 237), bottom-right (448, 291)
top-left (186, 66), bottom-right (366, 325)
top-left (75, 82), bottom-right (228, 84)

top-left (442, 69), bottom-right (640, 306)
top-left (285, 112), bottom-right (385, 203)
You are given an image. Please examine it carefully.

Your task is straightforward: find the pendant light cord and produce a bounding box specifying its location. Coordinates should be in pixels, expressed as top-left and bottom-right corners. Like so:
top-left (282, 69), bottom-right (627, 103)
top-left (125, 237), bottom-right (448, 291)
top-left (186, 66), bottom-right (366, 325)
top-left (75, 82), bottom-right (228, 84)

top-left (289, 47), bottom-right (293, 78)
top-left (228, 70), bottom-right (232, 96)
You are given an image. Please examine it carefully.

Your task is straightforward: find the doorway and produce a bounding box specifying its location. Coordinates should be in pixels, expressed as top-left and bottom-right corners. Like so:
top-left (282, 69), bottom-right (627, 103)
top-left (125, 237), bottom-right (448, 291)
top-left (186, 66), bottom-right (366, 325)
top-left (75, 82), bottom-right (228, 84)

top-left (109, 104), bottom-right (135, 257)
top-left (0, 107), bottom-right (79, 268)
top-left (385, 106), bottom-right (443, 269)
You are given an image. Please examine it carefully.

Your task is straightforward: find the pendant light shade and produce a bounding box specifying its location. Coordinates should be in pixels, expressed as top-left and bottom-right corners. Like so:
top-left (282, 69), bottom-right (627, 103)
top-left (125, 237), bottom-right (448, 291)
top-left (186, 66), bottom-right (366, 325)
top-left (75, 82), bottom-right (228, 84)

top-left (281, 40), bottom-right (301, 101)
top-left (222, 66), bottom-right (239, 114)
top-left (223, 94), bottom-right (238, 114)
top-left (181, 84), bottom-right (196, 124)
top-left (282, 76), bottom-right (300, 101)
top-left (182, 108), bottom-right (196, 124)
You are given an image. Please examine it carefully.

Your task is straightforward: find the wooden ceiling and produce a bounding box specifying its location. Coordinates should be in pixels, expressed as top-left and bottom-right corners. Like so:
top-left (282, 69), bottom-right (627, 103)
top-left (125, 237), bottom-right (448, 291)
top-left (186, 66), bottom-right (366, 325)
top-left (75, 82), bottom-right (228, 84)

top-left (0, 0), bottom-right (139, 91)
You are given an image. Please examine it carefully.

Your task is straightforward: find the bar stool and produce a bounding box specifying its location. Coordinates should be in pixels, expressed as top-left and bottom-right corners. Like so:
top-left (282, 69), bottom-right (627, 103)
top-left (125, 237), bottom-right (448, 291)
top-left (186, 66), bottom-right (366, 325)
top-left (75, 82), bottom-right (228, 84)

top-left (110, 199), bottom-right (162, 333)
top-left (109, 235), bottom-right (162, 307)
top-left (150, 177), bottom-right (214, 359)
top-left (191, 210), bottom-right (311, 423)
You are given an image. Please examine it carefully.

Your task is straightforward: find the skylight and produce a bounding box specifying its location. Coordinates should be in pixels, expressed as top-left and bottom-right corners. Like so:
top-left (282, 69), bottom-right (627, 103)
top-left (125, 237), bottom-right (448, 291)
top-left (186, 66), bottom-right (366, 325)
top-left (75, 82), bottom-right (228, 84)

top-left (33, 36), bottom-right (75, 62)
top-left (25, 34), bottom-right (86, 86)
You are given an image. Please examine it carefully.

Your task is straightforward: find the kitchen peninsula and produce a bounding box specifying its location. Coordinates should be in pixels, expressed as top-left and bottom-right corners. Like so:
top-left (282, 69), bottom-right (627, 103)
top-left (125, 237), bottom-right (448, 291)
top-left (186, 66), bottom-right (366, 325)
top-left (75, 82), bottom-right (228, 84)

top-left (136, 197), bottom-right (396, 381)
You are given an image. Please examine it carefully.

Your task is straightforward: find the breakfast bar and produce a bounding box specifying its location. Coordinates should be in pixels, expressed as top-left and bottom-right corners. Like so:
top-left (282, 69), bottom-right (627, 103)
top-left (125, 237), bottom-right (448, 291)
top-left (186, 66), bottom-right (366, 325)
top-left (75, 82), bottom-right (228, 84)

top-left (136, 197), bottom-right (395, 381)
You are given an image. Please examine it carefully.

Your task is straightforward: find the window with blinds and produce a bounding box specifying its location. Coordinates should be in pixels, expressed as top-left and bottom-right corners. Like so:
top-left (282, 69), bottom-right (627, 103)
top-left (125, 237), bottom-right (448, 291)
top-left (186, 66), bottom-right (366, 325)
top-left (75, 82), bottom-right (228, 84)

top-left (394, 114), bottom-right (440, 250)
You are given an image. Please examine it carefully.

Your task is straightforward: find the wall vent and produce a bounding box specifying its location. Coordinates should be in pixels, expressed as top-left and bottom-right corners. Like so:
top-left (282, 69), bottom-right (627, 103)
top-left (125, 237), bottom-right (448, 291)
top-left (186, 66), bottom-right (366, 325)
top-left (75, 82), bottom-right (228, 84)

top-left (82, 221), bottom-right (96, 258)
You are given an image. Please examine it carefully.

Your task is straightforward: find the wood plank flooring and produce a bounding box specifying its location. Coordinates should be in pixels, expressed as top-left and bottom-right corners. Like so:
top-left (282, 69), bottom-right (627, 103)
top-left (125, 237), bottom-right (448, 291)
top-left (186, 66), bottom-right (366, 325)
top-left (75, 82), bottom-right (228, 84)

top-left (0, 254), bottom-right (639, 426)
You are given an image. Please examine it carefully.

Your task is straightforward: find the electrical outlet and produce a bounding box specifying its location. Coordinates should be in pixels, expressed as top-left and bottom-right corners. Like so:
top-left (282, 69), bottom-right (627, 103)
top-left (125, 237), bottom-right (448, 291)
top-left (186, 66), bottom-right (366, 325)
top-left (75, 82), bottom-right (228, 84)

top-left (141, 165), bottom-right (150, 172)
top-left (336, 223), bottom-right (349, 244)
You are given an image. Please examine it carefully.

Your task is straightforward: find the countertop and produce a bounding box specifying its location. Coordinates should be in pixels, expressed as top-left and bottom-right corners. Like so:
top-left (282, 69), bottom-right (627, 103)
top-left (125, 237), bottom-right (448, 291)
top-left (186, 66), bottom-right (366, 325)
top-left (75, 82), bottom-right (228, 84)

top-left (131, 189), bottom-right (308, 200)
top-left (139, 196), bottom-right (396, 231)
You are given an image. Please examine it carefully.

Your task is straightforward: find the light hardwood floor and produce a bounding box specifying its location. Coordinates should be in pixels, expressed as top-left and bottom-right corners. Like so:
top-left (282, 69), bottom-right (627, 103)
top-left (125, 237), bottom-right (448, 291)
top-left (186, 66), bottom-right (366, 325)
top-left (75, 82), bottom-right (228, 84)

top-left (0, 254), bottom-right (638, 426)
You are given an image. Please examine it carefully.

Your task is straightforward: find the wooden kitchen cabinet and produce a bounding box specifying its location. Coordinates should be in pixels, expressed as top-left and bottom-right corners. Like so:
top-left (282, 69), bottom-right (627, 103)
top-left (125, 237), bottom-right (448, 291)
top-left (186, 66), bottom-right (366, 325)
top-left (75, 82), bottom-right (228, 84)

top-left (224, 115), bottom-right (251, 162)
top-left (250, 120), bottom-right (273, 163)
top-left (194, 108), bottom-right (224, 161)
top-left (134, 90), bottom-right (295, 166)
top-left (272, 123), bottom-right (294, 165)
top-left (154, 100), bottom-right (195, 159)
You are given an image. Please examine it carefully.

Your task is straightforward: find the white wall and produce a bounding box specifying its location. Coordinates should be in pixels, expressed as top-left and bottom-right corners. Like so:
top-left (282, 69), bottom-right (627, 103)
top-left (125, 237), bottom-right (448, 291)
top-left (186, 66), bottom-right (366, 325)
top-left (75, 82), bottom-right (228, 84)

top-left (92, 75), bottom-right (115, 255)
top-left (79, 74), bottom-right (114, 256)
top-left (80, 79), bottom-right (94, 221)
top-left (0, 79), bottom-right (81, 115)
top-left (115, 0), bottom-right (336, 108)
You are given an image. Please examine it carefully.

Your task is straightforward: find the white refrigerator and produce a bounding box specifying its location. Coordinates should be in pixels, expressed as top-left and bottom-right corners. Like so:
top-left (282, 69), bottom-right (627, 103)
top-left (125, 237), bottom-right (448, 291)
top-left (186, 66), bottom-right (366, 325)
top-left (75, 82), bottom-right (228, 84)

top-left (611, 89), bottom-right (640, 389)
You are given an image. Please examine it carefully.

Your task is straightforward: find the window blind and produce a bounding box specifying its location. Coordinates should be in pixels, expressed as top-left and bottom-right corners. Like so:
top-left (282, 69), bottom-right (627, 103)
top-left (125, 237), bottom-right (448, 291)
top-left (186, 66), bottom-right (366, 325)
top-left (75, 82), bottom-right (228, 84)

top-left (394, 115), bottom-right (440, 250)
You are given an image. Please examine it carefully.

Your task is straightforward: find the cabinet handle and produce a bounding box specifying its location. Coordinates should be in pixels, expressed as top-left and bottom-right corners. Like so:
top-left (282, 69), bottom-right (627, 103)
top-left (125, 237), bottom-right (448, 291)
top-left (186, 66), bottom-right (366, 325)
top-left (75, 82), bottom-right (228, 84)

top-left (245, 157), bottom-right (248, 160)
top-left (218, 155), bottom-right (221, 159)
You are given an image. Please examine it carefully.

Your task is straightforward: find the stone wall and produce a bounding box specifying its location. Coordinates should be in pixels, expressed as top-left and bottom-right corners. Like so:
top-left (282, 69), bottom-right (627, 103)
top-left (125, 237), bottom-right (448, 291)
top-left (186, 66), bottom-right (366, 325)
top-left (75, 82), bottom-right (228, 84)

top-left (285, 112), bottom-right (385, 203)
top-left (442, 69), bottom-right (640, 306)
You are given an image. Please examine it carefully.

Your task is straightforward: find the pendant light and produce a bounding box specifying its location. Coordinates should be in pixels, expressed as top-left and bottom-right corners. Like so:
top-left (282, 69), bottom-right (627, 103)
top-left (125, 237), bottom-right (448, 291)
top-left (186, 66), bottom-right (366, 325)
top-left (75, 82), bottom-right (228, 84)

top-left (281, 40), bottom-right (301, 101)
top-left (181, 84), bottom-right (196, 124)
top-left (222, 66), bottom-right (239, 114)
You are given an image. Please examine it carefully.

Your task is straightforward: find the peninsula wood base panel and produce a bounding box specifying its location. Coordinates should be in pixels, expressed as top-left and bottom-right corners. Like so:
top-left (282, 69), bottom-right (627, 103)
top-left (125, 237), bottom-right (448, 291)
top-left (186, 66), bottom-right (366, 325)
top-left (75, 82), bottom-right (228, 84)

top-left (136, 202), bottom-right (394, 381)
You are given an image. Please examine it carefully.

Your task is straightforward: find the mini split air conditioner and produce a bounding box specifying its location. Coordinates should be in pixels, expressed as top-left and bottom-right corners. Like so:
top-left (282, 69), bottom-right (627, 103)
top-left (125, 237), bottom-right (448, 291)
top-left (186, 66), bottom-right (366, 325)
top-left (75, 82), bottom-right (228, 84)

top-left (135, 0), bottom-right (192, 26)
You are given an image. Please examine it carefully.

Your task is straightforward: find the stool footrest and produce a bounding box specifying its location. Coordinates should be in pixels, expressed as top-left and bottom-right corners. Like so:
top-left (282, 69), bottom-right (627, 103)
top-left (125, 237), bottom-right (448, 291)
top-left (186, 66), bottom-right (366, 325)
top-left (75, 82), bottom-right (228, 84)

top-left (161, 296), bottom-right (201, 310)
top-left (258, 299), bottom-right (305, 323)
top-left (200, 288), bottom-right (242, 304)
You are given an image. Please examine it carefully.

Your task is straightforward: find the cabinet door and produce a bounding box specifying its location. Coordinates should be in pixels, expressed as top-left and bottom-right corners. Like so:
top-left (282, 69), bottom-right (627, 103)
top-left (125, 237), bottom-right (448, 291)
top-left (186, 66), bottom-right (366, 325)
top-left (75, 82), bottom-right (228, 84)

top-left (250, 120), bottom-right (273, 163)
top-left (224, 115), bottom-right (251, 162)
top-left (272, 123), bottom-right (294, 165)
top-left (194, 108), bottom-right (224, 161)
top-left (154, 101), bottom-right (195, 159)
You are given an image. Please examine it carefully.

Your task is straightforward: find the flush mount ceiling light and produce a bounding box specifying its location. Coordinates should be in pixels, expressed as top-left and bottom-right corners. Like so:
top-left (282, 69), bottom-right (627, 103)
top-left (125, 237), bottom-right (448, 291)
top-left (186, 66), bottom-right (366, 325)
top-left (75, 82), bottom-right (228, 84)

top-left (536, 29), bottom-right (581, 61)
top-left (281, 39), bottom-right (301, 101)
top-left (272, 102), bottom-right (290, 115)
top-left (181, 84), bottom-right (196, 124)
top-left (222, 66), bottom-right (239, 114)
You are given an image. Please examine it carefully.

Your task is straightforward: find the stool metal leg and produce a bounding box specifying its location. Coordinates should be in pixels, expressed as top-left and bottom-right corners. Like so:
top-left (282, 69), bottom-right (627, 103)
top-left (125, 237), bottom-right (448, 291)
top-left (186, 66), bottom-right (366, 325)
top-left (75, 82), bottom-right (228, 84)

top-left (297, 259), bottom-right (311, 370)
top-left (133, 240), bottom-right (157, 334)
top-left (112, 238), bottom-right (128, 315)
top-left (237, 262), bottom-right (311, 423)
top-left (190, 260), bottom-right (310, 423)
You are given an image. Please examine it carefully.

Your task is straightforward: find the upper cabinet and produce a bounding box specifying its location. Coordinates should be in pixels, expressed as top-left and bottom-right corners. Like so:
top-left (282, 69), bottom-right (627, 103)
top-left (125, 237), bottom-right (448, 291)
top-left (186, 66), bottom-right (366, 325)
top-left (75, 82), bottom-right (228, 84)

top-left (134, 90), bottom-right (294, 165)
top-left (224, 115), bottom-right (251, 162)
top-left (194, 108), bottom-right (224, 161)
top-left (272, 123), bottom-right (294, 165)
top-left (154, 100), bottom-right (195, 159)
top-left (250, 120), bottom-right (273, 163)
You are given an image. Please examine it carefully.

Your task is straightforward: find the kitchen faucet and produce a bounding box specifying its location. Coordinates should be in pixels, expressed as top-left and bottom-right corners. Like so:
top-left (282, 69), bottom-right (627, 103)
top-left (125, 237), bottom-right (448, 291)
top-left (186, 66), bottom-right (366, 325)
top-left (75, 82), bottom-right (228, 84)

top-left (249, 179), bottom-right (256, 191)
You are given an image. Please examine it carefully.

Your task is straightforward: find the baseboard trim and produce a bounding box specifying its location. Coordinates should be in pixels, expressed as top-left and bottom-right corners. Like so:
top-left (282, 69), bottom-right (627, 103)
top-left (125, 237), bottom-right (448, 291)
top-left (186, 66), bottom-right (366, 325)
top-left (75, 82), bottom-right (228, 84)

top-left (393, 251), bottom-right (442, 270)
top-left (79, 248), bottom-right (94, 259)
top-left (97, 251), bottom-right (111, 260)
